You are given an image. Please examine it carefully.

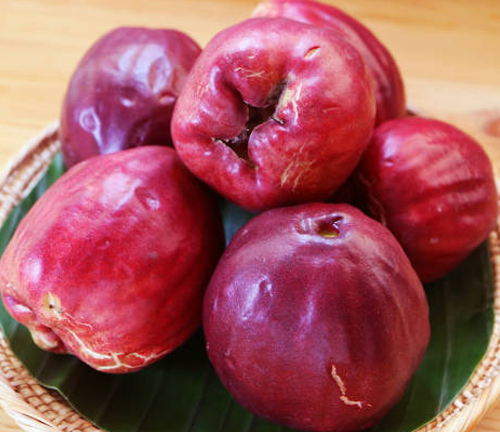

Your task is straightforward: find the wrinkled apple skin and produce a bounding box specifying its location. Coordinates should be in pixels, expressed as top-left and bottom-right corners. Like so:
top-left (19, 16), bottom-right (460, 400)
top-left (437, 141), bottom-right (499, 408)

top-left (0, 147), bottom-right (224, 373)
top-left (357, 117), bottom-right (498, 282)
top-left (252, 0), bottom-right (405, 125)
top-left (171, 18), bottom-right (375, 212)
top-left (204, 203), bottom-right (430, 432)
top-left (61, 27), bottom-right (201, 168)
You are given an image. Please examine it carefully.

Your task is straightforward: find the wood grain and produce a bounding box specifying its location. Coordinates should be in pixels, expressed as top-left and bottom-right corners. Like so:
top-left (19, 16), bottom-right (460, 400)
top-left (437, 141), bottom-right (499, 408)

top-left (0, 0), bottom-right (499, 431)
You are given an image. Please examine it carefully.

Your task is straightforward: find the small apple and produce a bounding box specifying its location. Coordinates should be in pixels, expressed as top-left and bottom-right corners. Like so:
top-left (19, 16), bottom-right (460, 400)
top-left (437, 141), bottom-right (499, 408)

top-left (204, 203), bottom-right (429, 432)
top-left (61, 27), bottom-right (201, 168)
top-left (357, 117), bottom-right (498, 282)
top-left (171, 17), bottom-right (375, 212)
top-left (252, 0), bottom-right (406, 125)
top-left (0, 147), bottom-right (224, 373)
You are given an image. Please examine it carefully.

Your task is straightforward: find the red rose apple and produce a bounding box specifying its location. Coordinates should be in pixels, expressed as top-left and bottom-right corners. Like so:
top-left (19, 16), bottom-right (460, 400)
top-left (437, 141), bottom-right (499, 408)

top-left (204, 203), bottom-right (430, 432)
top-left (61, 27), bottom-right (201, 168)
top-left (252, 0), bottom-right (405, 125)
top-left (357, 117), bottom-right (498, 282)
top-left (171, 17), bottom-right (375, 212)
top-left (0, 147), bottom-right (224, 373)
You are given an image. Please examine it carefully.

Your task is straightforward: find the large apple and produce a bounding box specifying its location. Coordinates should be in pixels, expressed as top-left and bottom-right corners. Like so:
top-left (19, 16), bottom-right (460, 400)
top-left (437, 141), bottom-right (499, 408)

top-left (252, 0), bottom-right (405, 125)
top-left (357, 117), bottom-right (498, 282)
top-left (171, 17), bottom-right (375, 212)
top-left (204, 203), bottom-right (430, 432)
top-left (0, 147), bottom-right (224, 373)
top-left (61, 27), bottom-right (201, 168)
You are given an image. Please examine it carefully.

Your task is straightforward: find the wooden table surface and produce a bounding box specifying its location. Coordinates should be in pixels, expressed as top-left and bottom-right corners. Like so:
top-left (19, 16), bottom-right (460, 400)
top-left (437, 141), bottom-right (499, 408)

top-left (0, 0), bottom-right (500, 431)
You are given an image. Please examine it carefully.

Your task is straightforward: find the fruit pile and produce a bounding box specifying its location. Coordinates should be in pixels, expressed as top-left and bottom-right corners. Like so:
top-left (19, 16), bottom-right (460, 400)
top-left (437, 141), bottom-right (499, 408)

top-left (0, 0), bottom-right (497, 431)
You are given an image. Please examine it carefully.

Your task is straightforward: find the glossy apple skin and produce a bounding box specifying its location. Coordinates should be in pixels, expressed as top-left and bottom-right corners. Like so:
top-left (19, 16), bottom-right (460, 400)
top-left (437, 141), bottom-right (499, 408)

top-left (0, 147), bottom-right (224, 373)
top-left (252, 0), bottom-right (405, 125)
top-left (204, 203), bottom-right (430, 432)
top-left (357, 117), bottom-right (498, 282)
top-left (171, 18), bottom-right (375, 212)
top-left (60, 27), bottom-right (201, 168)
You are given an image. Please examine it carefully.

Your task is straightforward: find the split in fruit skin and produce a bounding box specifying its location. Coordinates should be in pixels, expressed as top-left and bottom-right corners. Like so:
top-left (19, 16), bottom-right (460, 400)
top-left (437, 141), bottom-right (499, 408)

top-left (171, 17), bottom-right (376, 212)
top-left (216, 81), bottom-right (286, 164)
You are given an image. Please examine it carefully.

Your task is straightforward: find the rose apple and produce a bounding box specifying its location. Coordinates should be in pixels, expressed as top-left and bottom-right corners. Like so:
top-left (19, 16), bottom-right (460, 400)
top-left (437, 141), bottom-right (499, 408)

top-left (0, 147), bottom-right (224, 373)
top-left (61, 27), bottom-right (201, 168)
top-left (171, 17), bottom-right (375, 212)
top-left (357, 117), bottom-right (498, 282)
top-left (252, 0), bottom-right (405, 125)
top-left (204, 203), bottom-right (430, 432)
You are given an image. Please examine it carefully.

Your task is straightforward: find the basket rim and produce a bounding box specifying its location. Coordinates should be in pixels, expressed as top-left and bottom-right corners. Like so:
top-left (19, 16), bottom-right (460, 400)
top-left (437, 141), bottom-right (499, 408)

top-left (0, 123), bottom-right (498, 432)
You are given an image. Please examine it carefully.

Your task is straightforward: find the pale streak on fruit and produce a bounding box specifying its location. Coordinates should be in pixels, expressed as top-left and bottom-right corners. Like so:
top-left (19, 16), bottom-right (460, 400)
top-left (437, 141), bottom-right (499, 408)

top-left (65, 327), bottom-right (172, 372)
top-left (65, 327), bottom-right (118, 361)
top-left (292, 161), bottom-right (313, 191)
top-left (234, 67), bottom-right (266, 79)
top-left (97, 353), bottom-right (137, 372)
top-left (330, 364), bottom-right (366, 409)
top-left (280, 161), bottom-right (294, 187)
top-left (197, 83), bottom-right (211, 100)
top-left (97, 348), bottom-right (172, 372)
top-left (280, 143), bottom-right (313, 190)
top-left (280, 82), bottom-right (302, 123)
top-left (130, 349), bottom-right (172, 362)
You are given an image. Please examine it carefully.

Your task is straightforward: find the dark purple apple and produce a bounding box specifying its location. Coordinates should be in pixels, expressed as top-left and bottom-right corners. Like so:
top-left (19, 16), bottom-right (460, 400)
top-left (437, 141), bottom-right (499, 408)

top-left (60, 27), bottom-right (201, 168)
top-left (204, 203), bottom-right (430, 432)
top-left (252, 0), bottom-right (406, 125)
top-left (0, 147), bottom-right (224, 373)
top-left (171, 17), bottom-right (375, 212)
top-left (357, 117), bottom-right (498, 282)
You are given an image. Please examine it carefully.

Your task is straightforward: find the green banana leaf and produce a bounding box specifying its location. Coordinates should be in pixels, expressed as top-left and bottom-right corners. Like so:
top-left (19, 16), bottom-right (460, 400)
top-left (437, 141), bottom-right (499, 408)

top-left (0, 153), bottom-right (494, 432)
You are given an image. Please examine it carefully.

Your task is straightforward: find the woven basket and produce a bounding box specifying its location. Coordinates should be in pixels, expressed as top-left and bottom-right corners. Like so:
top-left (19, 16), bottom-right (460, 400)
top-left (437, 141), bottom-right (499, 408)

top-left (0, 124), bottom-right (499, 432)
